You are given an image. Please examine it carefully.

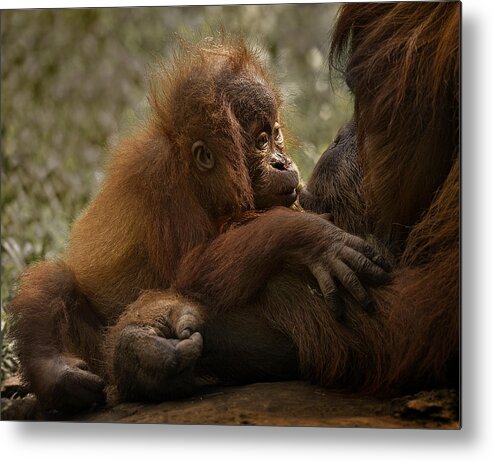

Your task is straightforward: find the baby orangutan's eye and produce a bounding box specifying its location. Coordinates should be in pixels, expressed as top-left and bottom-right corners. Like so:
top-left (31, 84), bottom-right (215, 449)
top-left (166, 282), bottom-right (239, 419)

top-left (273, 123), bottom-right (283, 145)
top-left (256, 132), bottom-right (269, 151)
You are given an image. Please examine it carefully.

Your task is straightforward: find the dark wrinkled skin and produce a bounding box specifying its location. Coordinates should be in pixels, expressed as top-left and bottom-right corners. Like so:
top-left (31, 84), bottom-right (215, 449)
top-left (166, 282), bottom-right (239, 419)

top-left (300, 120), bottom-right (367, 236)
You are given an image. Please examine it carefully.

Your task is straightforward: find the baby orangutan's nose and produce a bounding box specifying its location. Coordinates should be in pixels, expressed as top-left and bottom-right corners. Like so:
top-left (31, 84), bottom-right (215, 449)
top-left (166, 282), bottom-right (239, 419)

top-left (271, 160), bottom-right (286, 170)
top-left (270, 152), bottom-right (291, 171)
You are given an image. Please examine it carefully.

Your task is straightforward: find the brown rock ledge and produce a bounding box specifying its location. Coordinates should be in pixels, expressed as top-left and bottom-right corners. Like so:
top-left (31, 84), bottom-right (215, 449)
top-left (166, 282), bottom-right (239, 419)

top-left (1, 379), bottom-right (459, 428)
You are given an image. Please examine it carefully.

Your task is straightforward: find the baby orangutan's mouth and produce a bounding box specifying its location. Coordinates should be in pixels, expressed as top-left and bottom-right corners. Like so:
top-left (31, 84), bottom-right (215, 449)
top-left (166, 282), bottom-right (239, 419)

top-left (274, 185), bottom-right (300, 207)
top-left (254, 175), bottom-right (301, 209)
top-left (278, 187), bottom-right (298, 200)
top-left (279, 180), bottom-right (302, 197)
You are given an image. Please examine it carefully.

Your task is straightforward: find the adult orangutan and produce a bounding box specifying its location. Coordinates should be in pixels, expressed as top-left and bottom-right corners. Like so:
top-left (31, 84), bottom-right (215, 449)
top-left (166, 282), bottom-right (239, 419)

top-left (303, 1), bottom-right (460, 391)
top-left (127, 1), bottom-right (459, 398)
top-left (9, 40), bottom-right (388, 412)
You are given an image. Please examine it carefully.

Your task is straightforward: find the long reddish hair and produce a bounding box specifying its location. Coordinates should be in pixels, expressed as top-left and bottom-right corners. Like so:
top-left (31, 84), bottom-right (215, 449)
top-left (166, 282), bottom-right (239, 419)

top-left (327, 2), bottom-right (460, 392)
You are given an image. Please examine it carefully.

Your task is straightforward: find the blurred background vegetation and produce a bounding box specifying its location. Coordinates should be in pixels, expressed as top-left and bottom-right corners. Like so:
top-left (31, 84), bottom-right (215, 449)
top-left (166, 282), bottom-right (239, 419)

top-left (1, 4), bottom-right (352, 380)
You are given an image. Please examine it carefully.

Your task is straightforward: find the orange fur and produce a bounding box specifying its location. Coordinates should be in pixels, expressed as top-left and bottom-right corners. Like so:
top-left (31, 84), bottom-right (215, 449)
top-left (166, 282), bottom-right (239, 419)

top-left (302, 2), bottom-right (460, 392)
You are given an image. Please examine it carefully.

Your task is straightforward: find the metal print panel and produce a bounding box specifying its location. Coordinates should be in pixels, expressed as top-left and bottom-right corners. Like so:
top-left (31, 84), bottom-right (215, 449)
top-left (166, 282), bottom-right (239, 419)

top-left (1, 1), bottom-right (460, 428)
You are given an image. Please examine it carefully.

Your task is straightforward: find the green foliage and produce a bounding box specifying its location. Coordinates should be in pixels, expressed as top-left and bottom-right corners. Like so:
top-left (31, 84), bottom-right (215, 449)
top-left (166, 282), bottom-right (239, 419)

top-left (1, 5), bottom-right (352, 379)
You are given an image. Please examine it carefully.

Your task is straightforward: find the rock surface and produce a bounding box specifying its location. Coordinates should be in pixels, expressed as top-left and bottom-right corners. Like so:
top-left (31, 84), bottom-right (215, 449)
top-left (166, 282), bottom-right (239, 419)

top-left (1, 377), bottom-right (459, 428)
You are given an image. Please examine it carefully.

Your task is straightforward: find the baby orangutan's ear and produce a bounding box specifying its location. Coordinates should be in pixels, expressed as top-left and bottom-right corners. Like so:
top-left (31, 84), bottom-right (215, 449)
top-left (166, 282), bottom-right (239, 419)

top-left (192, 141), bottom-right (215, 172)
